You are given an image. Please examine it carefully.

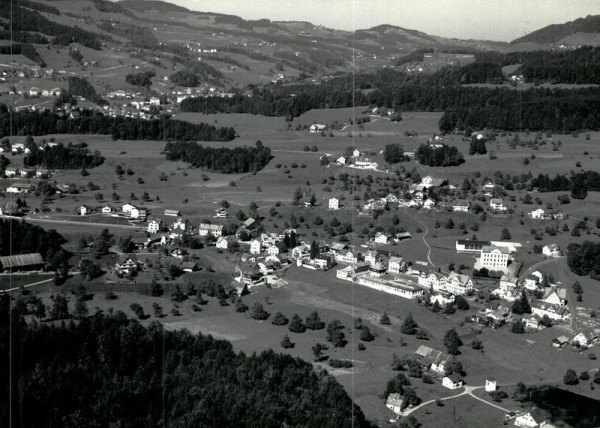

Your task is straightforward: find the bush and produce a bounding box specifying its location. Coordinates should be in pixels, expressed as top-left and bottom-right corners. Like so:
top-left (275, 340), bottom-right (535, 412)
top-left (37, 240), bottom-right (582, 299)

top-left (271, 311), bottom-right (289, 325)
top-left (564, 369), bottom-right (579, 385)
top-left (328, 359), bottom-right (353, 369)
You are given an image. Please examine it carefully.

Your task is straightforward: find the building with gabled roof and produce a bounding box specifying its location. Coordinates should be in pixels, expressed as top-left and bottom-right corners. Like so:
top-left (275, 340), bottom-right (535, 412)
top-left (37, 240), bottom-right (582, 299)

top-left (0, 253), bottom-right (44, 272)
top-left (198, 223), bottom-right (223, 237)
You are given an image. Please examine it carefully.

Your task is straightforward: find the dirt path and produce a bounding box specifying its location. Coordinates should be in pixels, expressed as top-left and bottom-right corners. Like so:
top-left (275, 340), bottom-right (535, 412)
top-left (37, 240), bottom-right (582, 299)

top-left (1, 215), bottom-right (141, 230)
top-left (403, 207), bottom-right (436, 267)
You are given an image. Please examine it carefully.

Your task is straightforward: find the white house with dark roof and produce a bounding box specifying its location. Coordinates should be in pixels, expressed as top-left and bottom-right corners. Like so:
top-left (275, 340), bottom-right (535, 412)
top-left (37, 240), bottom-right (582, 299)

top-left (490, 198), bottom-right (507, 212)
top-left (542, 244), bottom-right (561, 258)
top-left (452, 200), bottom-right (470, 212)
top-left (249, 239), bottom-right (261, 255)
top-left (528, 208), bottom-right (546, 219)
top-left (147, 219), bottom-right (162, 234)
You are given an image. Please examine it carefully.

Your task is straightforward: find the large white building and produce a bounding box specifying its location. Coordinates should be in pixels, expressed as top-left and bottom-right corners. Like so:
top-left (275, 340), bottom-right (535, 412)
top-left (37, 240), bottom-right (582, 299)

top-left (198, 223), bottom-right (223, 237)
top-left (328, 198), bottom-right (339, 210)
top-left (480, 245), bottom-right (509, 270)
top-left (417, 271), bottom-right (474, 295)
top-left (356, 275), bottom-right (423, 300)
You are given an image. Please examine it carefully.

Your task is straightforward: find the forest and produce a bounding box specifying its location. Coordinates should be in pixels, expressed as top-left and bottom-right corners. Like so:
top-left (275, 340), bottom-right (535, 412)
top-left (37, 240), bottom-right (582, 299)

top-left (0, 309), bottom-right (372, 427)
top-left (0, 219), bottom-right (69, 271)
top-left (0, 108), bottom-right (236, 142)
top-left (164, 140), bottom-right (272, 173)
top-left (0, 43), bottom-right (45, 67)
top-left (169, 69), bottom-right (199, 87)
top-left (125, 70), bottom-right (156, 88)
top-left (567, 241), bottom-right (600, 279)
top-left (530, 170), bottom-right (600, 199)
top-left (0, 2), bottom-right (101, 49)
top-left (68, 77), bottom-right (105, 105)
top-left (415, 143), bottom-right (465, 167)
top-left (24, 143), bottom-right (105, 170)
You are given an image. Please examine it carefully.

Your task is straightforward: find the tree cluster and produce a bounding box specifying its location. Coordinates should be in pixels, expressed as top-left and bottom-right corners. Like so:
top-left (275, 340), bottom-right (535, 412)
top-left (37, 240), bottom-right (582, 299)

top-left (415, 144), bottom-right (465, 167)
top-left (24, 143), bottom-right (104, 170)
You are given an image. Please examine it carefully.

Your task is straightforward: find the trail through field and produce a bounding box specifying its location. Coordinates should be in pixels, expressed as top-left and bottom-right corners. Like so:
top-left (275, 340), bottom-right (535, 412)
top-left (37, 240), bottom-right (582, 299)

top-left (402, 207), bottom-right (436, 267)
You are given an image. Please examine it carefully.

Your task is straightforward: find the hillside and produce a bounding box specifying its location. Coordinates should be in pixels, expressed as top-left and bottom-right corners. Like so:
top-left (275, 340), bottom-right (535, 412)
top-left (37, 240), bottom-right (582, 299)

top-left (511, 14), bottom-right (600, 46)
top-left (0, 0), bottom-right (510, 95)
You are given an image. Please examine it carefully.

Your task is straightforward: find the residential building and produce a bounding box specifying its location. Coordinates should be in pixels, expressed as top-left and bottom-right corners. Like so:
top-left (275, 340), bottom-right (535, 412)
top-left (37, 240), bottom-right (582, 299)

top-left (78, 205), bottom-right (91, 216)
top-left (542, 288), bottom-right (567, 306)
top-left (336, 250), bottom-right (364, 264)
top-left (198, 223), bottom-right (223, 237)
top-left (573, 330), bottom-right (599, 348)
top-left (514, 409), bottom-right (551, 428)
top-left (528, 208), bottom-right (546, 219)
top-left (122, 203), bottom-right (137, 214)
top-left (130, 206), bottom-right (147, 219)
top-left (336, 265), bottom-right (355, 281)
top-left (385, 393), bottom-right (404, 415)
top-left (422, 199), bottom-right (435, 209)
top-left (181, 261), bottom-right (198, 272)
top-left (309, 123), bottom-right (327, 133)
top-left (147, 219), bottom-right (162, 234)
top-left (101, 205), bottom-right (114, 214)
top-left (480, 245), bottom-right (509, 270)
top-left (542, 244), bottom-right (561, 258)
top-left (552, 335), bottom-right (570, 348)
top-left (267, 245), bottom-right (280, 256)
top-left (114, 256), bottom-right (138, 275)
top-left (352, 149), bottom-right (361, 158)
top-left (6, 183), bottom-right (32, 194)
top-left (216, 236), bottom-right (231, 249)
top-left (388, 256), bottom-right (405, 274)
top-left (328, 198), bottom-right (339, 210)
top-left (4, 167), bottom-right (18, 177)
top-left (336, 156), bottom-right (347, 165)
top-left (452, 200), bottom-right (470, 212)
top-left (491, 275), bottom-right (519, 301)
top-left (172, 218), bottom-right (186, 231)
top-left (442, 374), bottom-right (463, 390)
top-left (291, 245), bottom-right (309, 260)
top-left (214, 209), bottom-right (228, 218)
top-left (374, 232), bottom-right (389, 244)
top-left (482, 182), bottom-right (495, 196)
top-left (531, 301), bottom-right (570, 322)
top-left (485, 379), bottom-right (497, 392)
top-left (249, 239), bottom-right (261, 255)
top-left (489, 198), bottom-right (507, 212)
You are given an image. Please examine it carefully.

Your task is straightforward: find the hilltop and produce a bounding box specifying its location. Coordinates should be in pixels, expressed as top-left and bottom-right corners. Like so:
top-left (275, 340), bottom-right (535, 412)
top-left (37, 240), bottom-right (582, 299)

top-left (511, 14), bottom-right (600, 48)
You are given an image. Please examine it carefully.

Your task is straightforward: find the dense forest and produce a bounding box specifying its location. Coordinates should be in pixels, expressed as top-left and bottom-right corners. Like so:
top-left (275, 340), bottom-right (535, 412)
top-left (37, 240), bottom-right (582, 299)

top-left (0, 44), bottom-right (45, 67)
top-left (68, 77), bottom-right (105, 105)
top-left (0, 310), bottom-right (372, 427)
top-left (0, 219), bottom-right (69, 271)
top-left (415, 143), bottom-right (465, 167)
top-left (530, 170), bottom-right (600, 199)
top-left (0, 108), bottom-right (236, 142)
top-left (125, 70), bottom-right (156, 88)
top-left (164, 140), bottom-right (272, 173)
top-left (169, 69), bottom-right (199, 87)
top-left (0, 2), bottom-right (101, 49)
top-left (24, 143), bottom-right (105, 169)
top-left (567, 241), bottom-right (600, 279)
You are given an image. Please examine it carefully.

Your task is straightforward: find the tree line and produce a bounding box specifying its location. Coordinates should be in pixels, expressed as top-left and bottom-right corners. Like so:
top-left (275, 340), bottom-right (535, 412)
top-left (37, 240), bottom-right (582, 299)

top-left (0, 108), bottom-right (236, 142)
top-left (164, 140), bottom-right (272, 173)
top-left (531, 170), bottom-right (600, 199)
top-left (24, 143), bottom-right (105, 170)
top-left (0, 308), bottom-right (372, 427)
top-left (415, 143), bottom-right (465, 167)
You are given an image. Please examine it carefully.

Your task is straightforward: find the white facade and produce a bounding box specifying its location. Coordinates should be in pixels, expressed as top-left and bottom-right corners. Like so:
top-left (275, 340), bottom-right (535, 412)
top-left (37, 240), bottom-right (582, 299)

top-left (147, 220), bottom-right (161, 234)
top-left (542, 244), bottom-right (561, 258)
top-left (267, 245), bottom-right (280, 256)
top-left (249, 239), bottom-right (261, 255)
top-left (216, 236), bottom-right (229, 249)
top-left (480, 246), bottom-right (509, 269)
top-left (442, 376), bottom-right (463, 390)
top-left (374, 232), bottom-right (388, 244)
top-left (198, 223), bottom-right (223, 237)
top-left (489, 198), bottom-right (506, 211)
top-left (529, 208), bottom-right (545, 219)
top-left (328, 198), bottom-right (339, 210)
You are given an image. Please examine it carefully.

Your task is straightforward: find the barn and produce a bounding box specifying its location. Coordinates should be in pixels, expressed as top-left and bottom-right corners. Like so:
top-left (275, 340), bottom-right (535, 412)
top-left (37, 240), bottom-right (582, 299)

top-left (0, 253), bottom-right (45, 272)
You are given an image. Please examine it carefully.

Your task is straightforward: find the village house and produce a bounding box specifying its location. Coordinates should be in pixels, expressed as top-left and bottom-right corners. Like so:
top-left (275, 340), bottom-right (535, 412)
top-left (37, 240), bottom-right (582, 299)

top-left (328, 198), bottom-right (339, 210)
top-left (374, 232), bottom-right (389, 244)
top-left (309, 123), bottom-right (327, 133)
top-left (336, 250), bottom-right (364, 264)
top-left (452, 200), bottom-right (470, 212)
top-left (291, 244), bottom-right (309, 260)
top-left (352, 149), bottom-right (361, 157)
top-left (385, 393), bottom-right (404, 415)
top-left (35, 168), bottom-right (49, 178)
top-left (542, 244), bottom-right (561, 258)
top-left (171, 217), bottom-right (186, 231)
top-left (122, 203), bottom-right (137, 214)
top-left (147, 219), bottom-right (163, 234)
top-left (336, 265), bottom-right (355, 281)
top-left (170, 248), bottom-right (187, 258)
top-left (267, 245), bottom-right (280, 256)
top-left (482, 182), bottom-right (495, 196)
top-left (4, 167), bottom-right (18, 177)
top-left (514, 409), bottom-right (551, 428)
top-left (198, 223), bottom-right (223, 237)
top-left (528, 208), bottom-right (546, 219)
top-left (421, 198), bottom-right (435, 209)
top-left (420, 175), bottom-right (445, 189)
top-left (364, 250), bottom-right (380, 266)
top-left (480, 245), bottom-right (509, 270)
top-left (78, 205), bottom-right (91, 216)
top-left (214, 209), bottom-right (228, 218)
top-left (489, 198), bottom-right (507, 212)
top-left (130, 206), bottom-right (147, 219)
top-left (249, 239), bottom-right (262, 255)
top-left (485, 378), bottom-right (497, 392)
top-left (387, 256), bottom-right (405, 274)
top-left (573, 330), bottom-right (599, 349)
top-left (215, 236), bottom-right (232, 250)
top-left (552, 335), bottom-right (570, 348)
top-left (531, 301), bottom-right (570, 322)
top-left (336, 156), bottom-right (347, 166)
top-left (101, 205), bottom-right (115, 214)
top-left (6, 183), bottom-right (32, 194)
top-left (491, 275), bottom-right (519, 301)
top-left (181, 261), bottom-right (198, 272)
top-left (542, 287), bottom-right (567, 306)
top-left (442, 374), bottom-right (463, 390)
top-left (524, 271), bottom-right (544, 290)
top-left (430, 292), bottom-right (455, 307)
top-left (114, 256), bottom-right (139, 275)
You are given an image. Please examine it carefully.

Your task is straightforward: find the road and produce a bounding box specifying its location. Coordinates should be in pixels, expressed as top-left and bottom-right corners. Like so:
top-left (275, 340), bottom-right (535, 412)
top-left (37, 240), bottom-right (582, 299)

top-left (0, 215), bottom-right (142, 230)
top-left (1, 272), bottom-right (81, 292)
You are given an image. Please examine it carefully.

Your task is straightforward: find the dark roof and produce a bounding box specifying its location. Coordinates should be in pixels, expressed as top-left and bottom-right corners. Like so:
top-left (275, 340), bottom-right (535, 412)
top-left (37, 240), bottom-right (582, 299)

top-left (456, 239), bottom-right (491, 246)
top-left (0, 253), bottom-right (44, 268)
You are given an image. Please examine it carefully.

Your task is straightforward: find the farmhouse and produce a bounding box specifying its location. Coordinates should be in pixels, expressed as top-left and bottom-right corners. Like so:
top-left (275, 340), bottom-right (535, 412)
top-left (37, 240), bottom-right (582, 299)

top-left (420, 175), bottom-right (445, 189)
top-left (374, 232), bottom-right (389, 244)
top-left (573, 330), bottom-right (599, 348)
top-left (336, 265), bottom-right (355, 281)
top-left (147, 219), bottom-right (163, 234)
top-left (6, 183), bottom-right (32, 194)
top-left (101, 205), bottom-right (115, 214)
top-left (452, 200), bottom-right (470, 212)
top-left (542, 244), bottom-right (561, 258)
top-left (442, 374), bottom-right (463, 390)
top-left (531, 301), bottom-right (570, 322)
top-left (0, 253), bottom-right (44, 272)
top-left (130, 207), bottom-right (147, 219)
top-left (336, 250), bottom-right (364, 264)
top-left (336, 156), bottom-right (347, 165)
top-left (216, 236), bottom-right (233, 249)
top-left (4, 167), bottom-right (18, 177)
top-left (122, 203), bottom-right (137, 214)
top-left (514, 409), bottom-right (550, 428)
top-left (482, 182), bottom-right (495, 196)
top-left (114, 256), bottom-right (139, 275)
top-left (291, 244), bottom-right (309, 260)
top-left (309, 123), bottom-right (327, 133)
top-left (489, 198), bottom-right (507, 212)
top-left (181, 261), bottom-right (199, 272)
top-left (480, 245), bottom-right (509, 269)
top-left (387, 256), bottom-right (405, 274)
top-left (249, 239), bottom-right (262, 255)
top-left (528, 208), bottom-right (546, 219)
top-left (385, 393), bottom-right (404, 415)
top-left (552, 335), bottom-right (570, 348)
top-left (417, 270), bottom-right (473, 295)
top-left (198, 223), bottom-right (223, 237)
top-left (328, 198), bottom-right (339, 210)
top-left (542, 288), bottom-right (567, 306)
top-left (78, 205), bottom-right (91, 216)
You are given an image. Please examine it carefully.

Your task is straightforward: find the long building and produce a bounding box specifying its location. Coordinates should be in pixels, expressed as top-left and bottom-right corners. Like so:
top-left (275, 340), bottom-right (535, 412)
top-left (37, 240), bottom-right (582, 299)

top-left (356, 274), bottom-right (423, 300)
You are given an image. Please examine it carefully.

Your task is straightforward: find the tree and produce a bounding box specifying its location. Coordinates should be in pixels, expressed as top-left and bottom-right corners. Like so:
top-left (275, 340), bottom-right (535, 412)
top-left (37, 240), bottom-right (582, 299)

top-left (50, 294), bottom-right (69, 320)
top-left (444, 357), bottom-right (464, 376)
top-left (73, 297), bottom-right (88, 320)
top-left (354, 317), bottom-right (363, 330)
top-left (572, 281), bottom-right (583, 297)
top-left (153, 303), bottom-right (163, 318)
top-left (443, 328), bottom-right (463, 355)
top-left (401, 387), bottom-right (421, 410)
top-left (501, 228), bottom-right (511, 240)
top-left (512, 291), bottom-right (531, 314)
top-left (271, 311), bottom-right (289, 326)
top-left (401, 313), bottom-right (417, 334)
top-left (563, 369), bottom-right (579, 385)
top-left (512, 382), bottom-right (529, 402)
top-left (281, 334), bottom-right (295, 349)
top-left (511, 320), bottom-right (525, 334)
top-left (306, 311), bottom-right (325, 330)
top-left (326, 320), bottom-right (346, 347)
top-left (383, 144), bottom-right (408, 164)
top-left (455, 295), bottom-right (470, 310)
top-left (129, 303), bottom-right (145, 319)
top-left (380, 312), bottom-right (391, 325)
top-left (312, 343), bottom-right (328, 361)
top-left (250, 302), bottom-right (269, 320)
top-left (359, 326), bottom-right (374, 342)
top-left (235, 299), bottom-right (248, 313)
top-left (288, 314), bottom-right (306, 333)
top-left (383, 372), bottom-right (411, 397)
top-left (170, 285), bottom-right (186, 302)
top-left (150, 279), bottom-right (163, 297)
